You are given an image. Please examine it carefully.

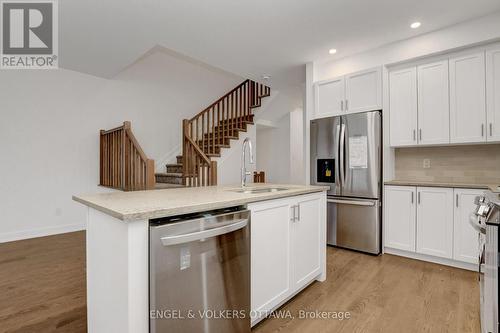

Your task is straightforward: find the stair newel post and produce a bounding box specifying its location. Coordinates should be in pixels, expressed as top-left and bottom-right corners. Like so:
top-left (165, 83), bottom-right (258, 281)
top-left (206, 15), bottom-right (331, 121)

top-left (211, 107), bottom-right (215, 155)
top-left (217, 102), bottom-right (220, 146)
top-left (210, 161), bottom-right (217, 186)
top-left (146, 159), bottom-right (155, 190)
top-left (239, 86), bottom-right (243, 130)
top-left (121, 122), bottom-right (129, 190)
top-left (182, 119), bottom-right (188, 186)
top-left (99, 130), bottom-right (104, 186)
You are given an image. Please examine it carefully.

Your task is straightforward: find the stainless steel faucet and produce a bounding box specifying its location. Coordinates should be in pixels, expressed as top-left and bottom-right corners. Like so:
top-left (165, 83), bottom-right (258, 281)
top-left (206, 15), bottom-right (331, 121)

top-left (241, 137), bottom-right (254, 187)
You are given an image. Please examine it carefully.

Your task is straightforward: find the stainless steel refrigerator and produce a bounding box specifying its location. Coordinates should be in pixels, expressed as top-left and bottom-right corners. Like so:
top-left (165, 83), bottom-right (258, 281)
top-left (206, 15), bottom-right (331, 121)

top-left (310, 111), bottom-right (381, 254)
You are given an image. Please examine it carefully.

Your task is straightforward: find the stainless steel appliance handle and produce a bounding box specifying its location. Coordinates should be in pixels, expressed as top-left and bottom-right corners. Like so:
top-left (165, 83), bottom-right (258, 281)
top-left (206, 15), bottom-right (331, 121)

top-left (339, 124), bottom-right (346, 186)
top-left (160, 219), bottom-right (248, 246)
top-left (335, 124), bottom-right (341, 187)
top-left (469, 213), bottom-right (486, 234)
top-left (327, 199), bottom-right (375, 206)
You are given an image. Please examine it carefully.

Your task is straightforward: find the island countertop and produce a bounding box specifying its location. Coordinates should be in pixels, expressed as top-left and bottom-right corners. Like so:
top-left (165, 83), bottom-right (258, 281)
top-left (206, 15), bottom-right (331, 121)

top-left (73, 184), bottom-right (329, 222)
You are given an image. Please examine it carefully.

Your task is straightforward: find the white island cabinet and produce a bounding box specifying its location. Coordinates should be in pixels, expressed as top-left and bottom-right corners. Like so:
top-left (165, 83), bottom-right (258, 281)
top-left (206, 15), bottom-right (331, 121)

top-left (73, 184), bottom-right (327, 333)
top-left (248, 192), bottom-right (326, 326)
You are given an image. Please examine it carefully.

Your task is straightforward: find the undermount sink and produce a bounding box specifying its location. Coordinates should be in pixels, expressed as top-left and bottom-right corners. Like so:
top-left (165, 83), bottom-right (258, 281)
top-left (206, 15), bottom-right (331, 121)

top-left (228, 187), bottom-right (290, 194)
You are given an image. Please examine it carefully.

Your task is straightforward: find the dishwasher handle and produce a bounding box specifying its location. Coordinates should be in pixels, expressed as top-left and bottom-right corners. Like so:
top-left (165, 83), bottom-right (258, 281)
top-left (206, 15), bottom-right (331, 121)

top-left (160, 219), bottom-right (248, 246)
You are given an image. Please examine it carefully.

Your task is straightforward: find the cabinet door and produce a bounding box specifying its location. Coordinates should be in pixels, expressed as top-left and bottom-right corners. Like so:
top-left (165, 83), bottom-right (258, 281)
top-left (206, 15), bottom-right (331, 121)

top-left (450, 52), bottom-right (487, 143)
top-left (292, 195), bottom-right (321, 291)
top-left (487, 47), bottom-right (500, 142)
top-left (389, 67), bottom-right (418, 147)
top-left (384, 186), bottom-right (416, 252)
top-left (417, 60), bottom-right (450, 145)
top-left (345, 67), bottom-right (382, 113)
top-left (416, 187), bottom-right (454, 259)
top-left (453, 189), bottom-right (482, 264)
top-left (314, 77), bottom-right (345, 118)
top-left (249, 199), bottom-right (292, 320)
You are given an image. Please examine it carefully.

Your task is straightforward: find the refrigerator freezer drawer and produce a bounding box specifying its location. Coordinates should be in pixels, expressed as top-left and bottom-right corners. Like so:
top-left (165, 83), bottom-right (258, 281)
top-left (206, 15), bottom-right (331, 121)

top-left (327, 198), bottom-right (381, 255)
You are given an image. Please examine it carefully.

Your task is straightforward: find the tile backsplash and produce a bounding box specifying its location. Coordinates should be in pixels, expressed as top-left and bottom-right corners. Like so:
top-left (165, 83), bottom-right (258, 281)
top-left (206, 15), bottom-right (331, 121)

top-left (394, 145), bottom-right (500, 184)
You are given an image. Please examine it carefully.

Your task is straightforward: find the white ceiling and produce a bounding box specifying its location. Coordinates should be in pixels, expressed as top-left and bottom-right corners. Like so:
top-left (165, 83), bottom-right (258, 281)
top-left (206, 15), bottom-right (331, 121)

top-left (60, 0), bottom-right (500, 87)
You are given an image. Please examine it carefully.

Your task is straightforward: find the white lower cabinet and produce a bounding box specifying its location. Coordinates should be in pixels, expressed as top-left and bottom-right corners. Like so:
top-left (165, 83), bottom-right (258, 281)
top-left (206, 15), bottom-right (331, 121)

top-left (416, 187), bottom-right (454, 259)
top-left (249, 192), bottom-right (325, 326)
top-left (384, 185), bottom-right (480, 268)
top-left (454, 189), bottom-right (483, 264)
top-left (384, 186), bottom-right (416, 251)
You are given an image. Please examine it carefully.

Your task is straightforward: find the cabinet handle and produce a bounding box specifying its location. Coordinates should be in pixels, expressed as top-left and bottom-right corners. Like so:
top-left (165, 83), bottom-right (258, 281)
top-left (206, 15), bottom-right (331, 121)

top-left (297, 204), bottom-right (301, 222)
top-left (481, 124), bottom-right (484, 137)
top-left (345, 100), bottom-right (348, 111)
top-left (490, 123), bottom-right (493, 137)
top-left (411, 192), bottom-right (414, 204)
top-left (419, 129), bottom-right (422, 141)
top-left (413, 129), bottom-right (416, 141)
top-left (341, 100), bottom-right (344, 111)
top-left (456, 194), bottom-right (459, 208)
top-left (290, 205), bottom-right (296, 222)
top-left (417, 192), bottom-right (421, 205)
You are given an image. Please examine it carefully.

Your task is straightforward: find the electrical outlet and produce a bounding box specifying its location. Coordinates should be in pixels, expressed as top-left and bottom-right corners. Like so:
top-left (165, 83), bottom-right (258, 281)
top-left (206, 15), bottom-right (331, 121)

top-left (423, 159), bottom-right (431, 169)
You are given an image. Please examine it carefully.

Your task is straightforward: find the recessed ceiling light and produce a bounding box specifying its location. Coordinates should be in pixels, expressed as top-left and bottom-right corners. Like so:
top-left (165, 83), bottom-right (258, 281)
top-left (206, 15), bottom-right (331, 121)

top-left (410, 22), bottom-right (421, 29)
top-left (329, 49), bottom-right (337, 55)
top-left (261, 75), bottom-right (271, 80)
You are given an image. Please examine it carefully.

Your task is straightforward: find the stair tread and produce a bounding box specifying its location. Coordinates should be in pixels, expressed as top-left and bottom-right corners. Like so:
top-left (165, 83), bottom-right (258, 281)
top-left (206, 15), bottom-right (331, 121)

top-left (156, 172), bottom-right (183, 177)
top-left (154, 183), bottom-right (185, 189)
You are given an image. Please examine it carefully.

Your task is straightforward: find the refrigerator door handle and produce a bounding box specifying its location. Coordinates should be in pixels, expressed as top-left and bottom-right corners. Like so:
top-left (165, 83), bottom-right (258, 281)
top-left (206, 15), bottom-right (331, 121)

top-left (339, 123), bottom-right (346, 188)
top-left (335, 124), bottom-right (341, 187)
top-left (327, 199), bottom-right (375, 206)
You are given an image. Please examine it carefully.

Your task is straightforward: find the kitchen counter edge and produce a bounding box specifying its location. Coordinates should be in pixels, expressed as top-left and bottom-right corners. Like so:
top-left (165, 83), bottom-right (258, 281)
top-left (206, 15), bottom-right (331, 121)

top-left (73, 185), bottom-right (329, 222)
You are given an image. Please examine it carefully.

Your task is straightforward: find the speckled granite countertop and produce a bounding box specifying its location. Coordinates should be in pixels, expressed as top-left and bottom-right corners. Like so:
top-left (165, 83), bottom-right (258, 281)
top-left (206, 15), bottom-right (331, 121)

top-left (73, 184), bottom-right (329, 222)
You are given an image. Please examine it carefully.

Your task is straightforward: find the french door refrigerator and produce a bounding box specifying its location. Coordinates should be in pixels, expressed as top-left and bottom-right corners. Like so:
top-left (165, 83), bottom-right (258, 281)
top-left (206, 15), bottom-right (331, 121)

top-left (310, 111), bottom-right (381, 254)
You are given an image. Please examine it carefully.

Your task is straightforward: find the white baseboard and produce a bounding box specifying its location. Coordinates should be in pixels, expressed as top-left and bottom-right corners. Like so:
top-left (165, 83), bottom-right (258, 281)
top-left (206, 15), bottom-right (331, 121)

top-left (0, 223), bottom-right (86, 244)
top-left (384, 247), bottom-right (477, 271)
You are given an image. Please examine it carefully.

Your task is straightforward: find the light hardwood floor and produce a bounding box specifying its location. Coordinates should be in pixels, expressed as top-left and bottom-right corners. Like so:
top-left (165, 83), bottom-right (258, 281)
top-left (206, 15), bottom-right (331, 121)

top-left (0, 231), bottom-right (480, 333)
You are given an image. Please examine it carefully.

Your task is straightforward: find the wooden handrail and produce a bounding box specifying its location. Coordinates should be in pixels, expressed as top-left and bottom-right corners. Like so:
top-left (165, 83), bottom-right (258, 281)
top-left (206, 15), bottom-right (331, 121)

top-left (100, 121), bottom-right (155, 191)
top-left (182, 80), bottom-right (270, 187)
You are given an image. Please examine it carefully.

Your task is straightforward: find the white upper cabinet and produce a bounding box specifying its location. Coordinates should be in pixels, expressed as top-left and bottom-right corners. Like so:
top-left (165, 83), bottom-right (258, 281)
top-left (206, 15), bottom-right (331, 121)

top-left (314, 67), bottom-right (381, 119)
top-left (345, 67), bottom-right (382, 113)
top-left (416, 187), bottom-right (454, 259)
top-left (454, 189), bottom-right (482, 264)
top-left (417, 60), bottom-right (450, 145)
top-left (449, 52), bottom-right (487, 143)
top-left (314, 76), bottom-right (345, 118)
top-left (384, 186), bottom-right (416, 252)
top-left (389, 67), bottom-right (418, 147)
top-left (487, 47), bottom-right (500, 142)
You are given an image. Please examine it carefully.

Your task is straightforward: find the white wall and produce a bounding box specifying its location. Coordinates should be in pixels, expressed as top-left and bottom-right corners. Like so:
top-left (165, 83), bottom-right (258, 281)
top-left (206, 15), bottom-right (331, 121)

top-left (256, 115), bottom-right (291, 184)
top-left (0, 48), bottom-right (242, 243)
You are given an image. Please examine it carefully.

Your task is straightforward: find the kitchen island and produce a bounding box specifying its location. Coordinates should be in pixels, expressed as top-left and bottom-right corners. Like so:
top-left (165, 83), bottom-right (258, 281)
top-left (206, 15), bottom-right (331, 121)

top-left (73, 184), bottom-right (328, 333)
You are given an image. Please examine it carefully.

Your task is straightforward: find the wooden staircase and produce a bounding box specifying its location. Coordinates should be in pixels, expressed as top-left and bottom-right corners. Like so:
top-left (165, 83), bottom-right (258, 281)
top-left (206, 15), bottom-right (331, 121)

top-left (155, 80), bottom-right (270, 187)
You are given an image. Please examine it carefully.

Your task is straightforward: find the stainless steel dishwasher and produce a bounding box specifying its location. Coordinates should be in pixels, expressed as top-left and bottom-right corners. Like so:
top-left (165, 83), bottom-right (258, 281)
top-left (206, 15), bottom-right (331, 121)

top-left (149, 206), bottom-right (250, 333)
